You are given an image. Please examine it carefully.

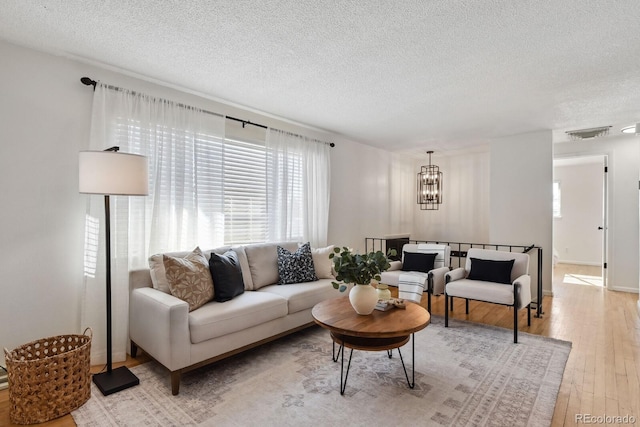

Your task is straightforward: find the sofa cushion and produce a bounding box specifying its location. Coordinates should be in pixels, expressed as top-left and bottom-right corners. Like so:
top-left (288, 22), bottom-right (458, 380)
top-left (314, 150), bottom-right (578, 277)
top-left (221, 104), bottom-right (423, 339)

top-left (402, 252), bottom-right (437, 273)
top-left (188, 292), bottom-right (288, 343)
top-left (163, 247), bottom-right (214, 312)
top-left (230, 246), bottom-right (254, 290)
top-left (467, 258), bottom-right (514, 284)
top-left (245, 242), bottom-right (298, 289)
top-left (209, 251), bottom-right (245, 302)
top-left (258, 279), bottom-right (337, 314)
top-left (277, 242), bottom-right (317, 285)
top-left (446, 279), bottom-right (515, 306)
top-left (309, 245), bottom-right (335, 279)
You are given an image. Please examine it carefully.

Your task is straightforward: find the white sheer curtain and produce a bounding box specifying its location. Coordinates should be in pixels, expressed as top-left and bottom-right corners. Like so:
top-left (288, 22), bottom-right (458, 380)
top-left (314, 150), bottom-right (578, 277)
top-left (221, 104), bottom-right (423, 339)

top-left (265, 129), bottom-right (331, 247)
top-left (82, 84), bottom-right (225, 364)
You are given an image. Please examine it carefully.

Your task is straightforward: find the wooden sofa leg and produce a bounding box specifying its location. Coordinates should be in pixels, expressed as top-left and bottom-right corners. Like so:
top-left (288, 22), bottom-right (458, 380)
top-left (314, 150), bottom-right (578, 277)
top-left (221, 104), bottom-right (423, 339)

top-left (444, 293), bottom-right (449, 327)
top-left (465, 299), bottom-right (469, 314)
top-left (130, 341), bottom-right (138, 358)
top-left (527, 304), bottom-right (531, 326)
top-left (171, 371), bottom-right (181, 395)
top-left (514, 286), bottom-right (519, 343)
top-left (514, 307), bottom-right (518, 343)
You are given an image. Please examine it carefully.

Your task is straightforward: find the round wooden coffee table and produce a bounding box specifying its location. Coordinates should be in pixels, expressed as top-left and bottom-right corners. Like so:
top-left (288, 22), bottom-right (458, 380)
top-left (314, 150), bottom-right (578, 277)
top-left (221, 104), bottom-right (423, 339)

top-left (312, 296), bottom-right (430, 394)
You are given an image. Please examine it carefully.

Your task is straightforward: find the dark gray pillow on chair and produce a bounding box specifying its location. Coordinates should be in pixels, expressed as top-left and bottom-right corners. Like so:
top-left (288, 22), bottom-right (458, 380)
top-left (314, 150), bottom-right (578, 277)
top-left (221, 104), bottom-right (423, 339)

top-left (467, 258), bottom-right (515, 284)
top-left (402, 252), bottom-right (437, 273)
top-left (209, 250), bottom-right (245, 302)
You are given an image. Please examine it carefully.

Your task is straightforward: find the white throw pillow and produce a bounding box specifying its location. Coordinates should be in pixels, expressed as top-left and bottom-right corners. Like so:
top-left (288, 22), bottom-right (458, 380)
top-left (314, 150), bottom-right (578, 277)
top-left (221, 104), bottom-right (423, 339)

top-left (149, 254), bottom-right (176, 294)
top-left (308, 245), bottom-right (335, 279)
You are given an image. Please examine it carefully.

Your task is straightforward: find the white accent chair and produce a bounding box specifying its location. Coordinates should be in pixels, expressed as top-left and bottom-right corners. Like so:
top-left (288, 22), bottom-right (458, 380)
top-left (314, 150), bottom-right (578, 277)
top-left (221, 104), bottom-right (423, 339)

top-left (380, 243), bottom-right (451, 311)
top-left (444, 248), bottom-right (531, 343)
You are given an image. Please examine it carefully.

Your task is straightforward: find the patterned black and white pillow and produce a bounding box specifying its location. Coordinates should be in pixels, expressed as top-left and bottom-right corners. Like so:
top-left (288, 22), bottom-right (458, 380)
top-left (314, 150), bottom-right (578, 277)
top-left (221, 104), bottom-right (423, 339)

top-left (277, 242), bottom-right (318, 285)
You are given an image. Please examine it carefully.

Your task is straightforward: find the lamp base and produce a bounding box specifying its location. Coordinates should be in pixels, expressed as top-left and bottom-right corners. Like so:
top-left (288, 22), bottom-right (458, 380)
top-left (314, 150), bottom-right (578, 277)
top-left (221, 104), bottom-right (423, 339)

top-left (93, 366), bottom-right (140, 396)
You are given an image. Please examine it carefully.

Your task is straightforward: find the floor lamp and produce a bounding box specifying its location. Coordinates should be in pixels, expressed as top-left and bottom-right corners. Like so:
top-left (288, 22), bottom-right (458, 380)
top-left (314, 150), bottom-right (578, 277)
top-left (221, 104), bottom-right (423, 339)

top-left (79, 146), bottom-right (148, 396)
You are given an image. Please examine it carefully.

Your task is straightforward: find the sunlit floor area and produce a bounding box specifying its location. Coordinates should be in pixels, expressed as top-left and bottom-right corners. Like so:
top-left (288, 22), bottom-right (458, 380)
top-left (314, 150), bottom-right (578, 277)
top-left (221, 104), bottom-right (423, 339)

top-left (555, 263), bottom-right (603, 287)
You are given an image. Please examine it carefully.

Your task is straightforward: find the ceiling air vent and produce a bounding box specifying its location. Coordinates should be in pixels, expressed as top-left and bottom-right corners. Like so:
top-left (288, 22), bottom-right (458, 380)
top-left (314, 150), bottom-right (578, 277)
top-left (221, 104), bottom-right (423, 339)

top-left (565, 126), bottom-right (612, 140)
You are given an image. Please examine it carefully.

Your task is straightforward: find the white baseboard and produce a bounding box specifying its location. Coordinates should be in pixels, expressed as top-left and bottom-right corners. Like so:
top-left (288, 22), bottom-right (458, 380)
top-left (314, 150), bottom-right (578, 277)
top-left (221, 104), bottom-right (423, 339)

top-left (607, 286), bottom-right (639, 294)
top-left (557, 260), bottom-right (601, 267)
top-left (543, 290), bottom-right (554, 297)
top-left (90, 349), bottom-right (127, 366)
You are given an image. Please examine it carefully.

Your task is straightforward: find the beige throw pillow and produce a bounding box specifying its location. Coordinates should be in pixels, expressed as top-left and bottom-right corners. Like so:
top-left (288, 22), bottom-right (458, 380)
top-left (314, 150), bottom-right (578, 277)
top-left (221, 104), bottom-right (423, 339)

top-left (309, 245), bottom-right (335, 279)
top-left (149, 249), bottom-right (198, 294)
top-left (163, 247), bottom-right (214, 312)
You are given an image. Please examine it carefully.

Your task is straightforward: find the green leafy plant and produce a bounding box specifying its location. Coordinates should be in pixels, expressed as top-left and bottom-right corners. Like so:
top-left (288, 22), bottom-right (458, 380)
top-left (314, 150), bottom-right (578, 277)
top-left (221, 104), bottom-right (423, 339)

top-left (329, 246), bottom-right (396, 292)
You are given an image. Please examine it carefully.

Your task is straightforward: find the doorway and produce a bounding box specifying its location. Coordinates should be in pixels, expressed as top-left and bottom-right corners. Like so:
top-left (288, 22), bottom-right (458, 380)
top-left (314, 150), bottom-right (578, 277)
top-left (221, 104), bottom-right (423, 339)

top-left (552, 154), bottom-right (608, 288)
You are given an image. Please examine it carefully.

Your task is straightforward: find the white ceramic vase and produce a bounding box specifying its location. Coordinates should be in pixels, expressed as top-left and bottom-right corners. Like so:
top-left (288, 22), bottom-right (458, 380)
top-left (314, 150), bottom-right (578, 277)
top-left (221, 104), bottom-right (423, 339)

top-left (349, 284), bottom-right (379, 315)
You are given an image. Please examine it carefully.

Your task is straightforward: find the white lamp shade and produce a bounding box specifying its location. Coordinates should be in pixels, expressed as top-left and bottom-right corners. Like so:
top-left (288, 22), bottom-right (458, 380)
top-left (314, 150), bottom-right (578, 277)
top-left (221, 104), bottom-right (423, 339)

top-left (79, 151), bottom-right (149, 195)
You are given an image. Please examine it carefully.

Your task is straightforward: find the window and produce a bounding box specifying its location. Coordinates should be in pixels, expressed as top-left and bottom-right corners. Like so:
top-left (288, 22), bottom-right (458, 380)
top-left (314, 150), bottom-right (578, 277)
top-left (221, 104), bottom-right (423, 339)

top-left (116, 118), bottom-right (305, 249)
top-left (222, 137), bottom-right (268, 245)
top-left (553, 181), bottom-right (561, 218)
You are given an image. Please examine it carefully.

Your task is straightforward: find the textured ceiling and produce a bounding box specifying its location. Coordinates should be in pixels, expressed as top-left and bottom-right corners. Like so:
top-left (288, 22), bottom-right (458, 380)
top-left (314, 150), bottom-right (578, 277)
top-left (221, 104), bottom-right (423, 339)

top-left (2, 0), bottom-right (640, 152)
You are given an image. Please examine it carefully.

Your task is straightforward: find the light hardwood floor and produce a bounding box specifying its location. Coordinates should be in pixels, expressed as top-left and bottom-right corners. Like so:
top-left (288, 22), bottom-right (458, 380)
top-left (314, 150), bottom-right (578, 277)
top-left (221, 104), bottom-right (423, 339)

top-left (1, 263), bottom-right (638, 426)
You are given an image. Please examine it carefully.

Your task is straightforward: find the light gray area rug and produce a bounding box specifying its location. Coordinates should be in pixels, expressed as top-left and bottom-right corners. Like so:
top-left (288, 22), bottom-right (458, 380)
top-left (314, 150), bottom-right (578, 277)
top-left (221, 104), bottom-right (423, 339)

top-left (72, 318), bottom-right (571, 427)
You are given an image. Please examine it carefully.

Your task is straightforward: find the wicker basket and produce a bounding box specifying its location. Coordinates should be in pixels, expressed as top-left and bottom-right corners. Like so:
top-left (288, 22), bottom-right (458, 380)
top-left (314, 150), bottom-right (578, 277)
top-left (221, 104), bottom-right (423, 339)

top-left (4, 328), bottom-right (92, 425)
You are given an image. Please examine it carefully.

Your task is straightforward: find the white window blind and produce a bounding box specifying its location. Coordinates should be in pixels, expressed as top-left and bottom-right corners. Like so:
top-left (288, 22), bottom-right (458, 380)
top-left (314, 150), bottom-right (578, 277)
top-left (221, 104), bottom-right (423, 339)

top-left (115, 118), bottom-right (288, 248)
top-left (222, 138), bottom-right (269, 245)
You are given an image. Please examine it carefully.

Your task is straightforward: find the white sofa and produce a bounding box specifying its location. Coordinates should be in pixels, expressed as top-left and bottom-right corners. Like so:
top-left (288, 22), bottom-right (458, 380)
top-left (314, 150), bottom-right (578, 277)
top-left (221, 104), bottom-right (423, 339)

top-left (129, 242), bottom-right (339, 395)
top-left (379, 243), bottom-right (450, 311)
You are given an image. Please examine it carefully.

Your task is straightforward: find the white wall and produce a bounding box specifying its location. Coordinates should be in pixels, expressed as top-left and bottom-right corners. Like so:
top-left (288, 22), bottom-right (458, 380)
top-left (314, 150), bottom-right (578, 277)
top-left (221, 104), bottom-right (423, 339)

top-left (0, 42), bottom-right (90, 365)
top-left (412, 149), bottom-right (490, 243)
top-left (553, 161), bottom-right (604, 265)
top-left (490, 131), bottom-right (554, 296)
top-left (554, 136), bottom-right (639, 293)
top-left (0, 40), bottom-right (414, 363)
top-left (328, 140), bottom-right (397, 252)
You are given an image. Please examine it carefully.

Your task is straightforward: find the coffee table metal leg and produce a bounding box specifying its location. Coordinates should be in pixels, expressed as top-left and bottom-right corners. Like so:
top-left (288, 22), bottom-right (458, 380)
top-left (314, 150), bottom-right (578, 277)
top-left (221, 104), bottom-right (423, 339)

top-left (332, 341), bottom-right (343, 362)
top-left (340, 340), bottom-right (354, 395)
top-left (387, 349), bottom-right (393, 358)
top-left (396, 333), bottom-right (415, 389)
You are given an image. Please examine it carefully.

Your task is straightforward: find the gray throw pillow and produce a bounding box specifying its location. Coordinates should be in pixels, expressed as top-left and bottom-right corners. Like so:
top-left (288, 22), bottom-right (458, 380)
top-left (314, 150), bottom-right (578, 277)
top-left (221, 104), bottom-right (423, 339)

top-left (277, 242), bottom-right (318, 284)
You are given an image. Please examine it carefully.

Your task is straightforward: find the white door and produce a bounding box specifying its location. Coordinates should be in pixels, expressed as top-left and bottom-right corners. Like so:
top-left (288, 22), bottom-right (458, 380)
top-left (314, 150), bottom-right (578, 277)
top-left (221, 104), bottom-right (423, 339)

top-left (552, 155), bottom-right (608, 288)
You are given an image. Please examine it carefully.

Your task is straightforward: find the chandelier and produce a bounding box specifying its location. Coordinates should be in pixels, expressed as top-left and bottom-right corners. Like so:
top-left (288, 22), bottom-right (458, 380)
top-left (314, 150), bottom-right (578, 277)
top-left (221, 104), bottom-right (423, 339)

top-left (417, 151), bottom-right (443, 210)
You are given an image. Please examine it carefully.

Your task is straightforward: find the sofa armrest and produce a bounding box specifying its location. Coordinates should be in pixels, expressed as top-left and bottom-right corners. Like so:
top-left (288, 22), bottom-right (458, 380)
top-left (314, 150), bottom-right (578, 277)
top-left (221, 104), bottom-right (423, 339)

top-left (445, 267), bottom-right (466, 283)
top-left (429, 266), bottom-right (450, 295)
top-left (129, 268), bottom-right (153, 291)
top-left (387, 261), bottom-right (402, 271)
top-left (513, 274), bottom-right (532, 309)
top-left (129, 287), bottom-right (191, 371)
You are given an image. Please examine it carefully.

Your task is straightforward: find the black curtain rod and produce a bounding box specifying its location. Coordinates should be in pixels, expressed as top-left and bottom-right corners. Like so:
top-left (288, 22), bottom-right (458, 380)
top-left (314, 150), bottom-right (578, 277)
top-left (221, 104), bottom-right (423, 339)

top-left (225, 115), bottom-right (267, 129)
top-left (80, 77), bottom-right (335, 148)
top-left (81, 77), bottom-right (223, 119)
